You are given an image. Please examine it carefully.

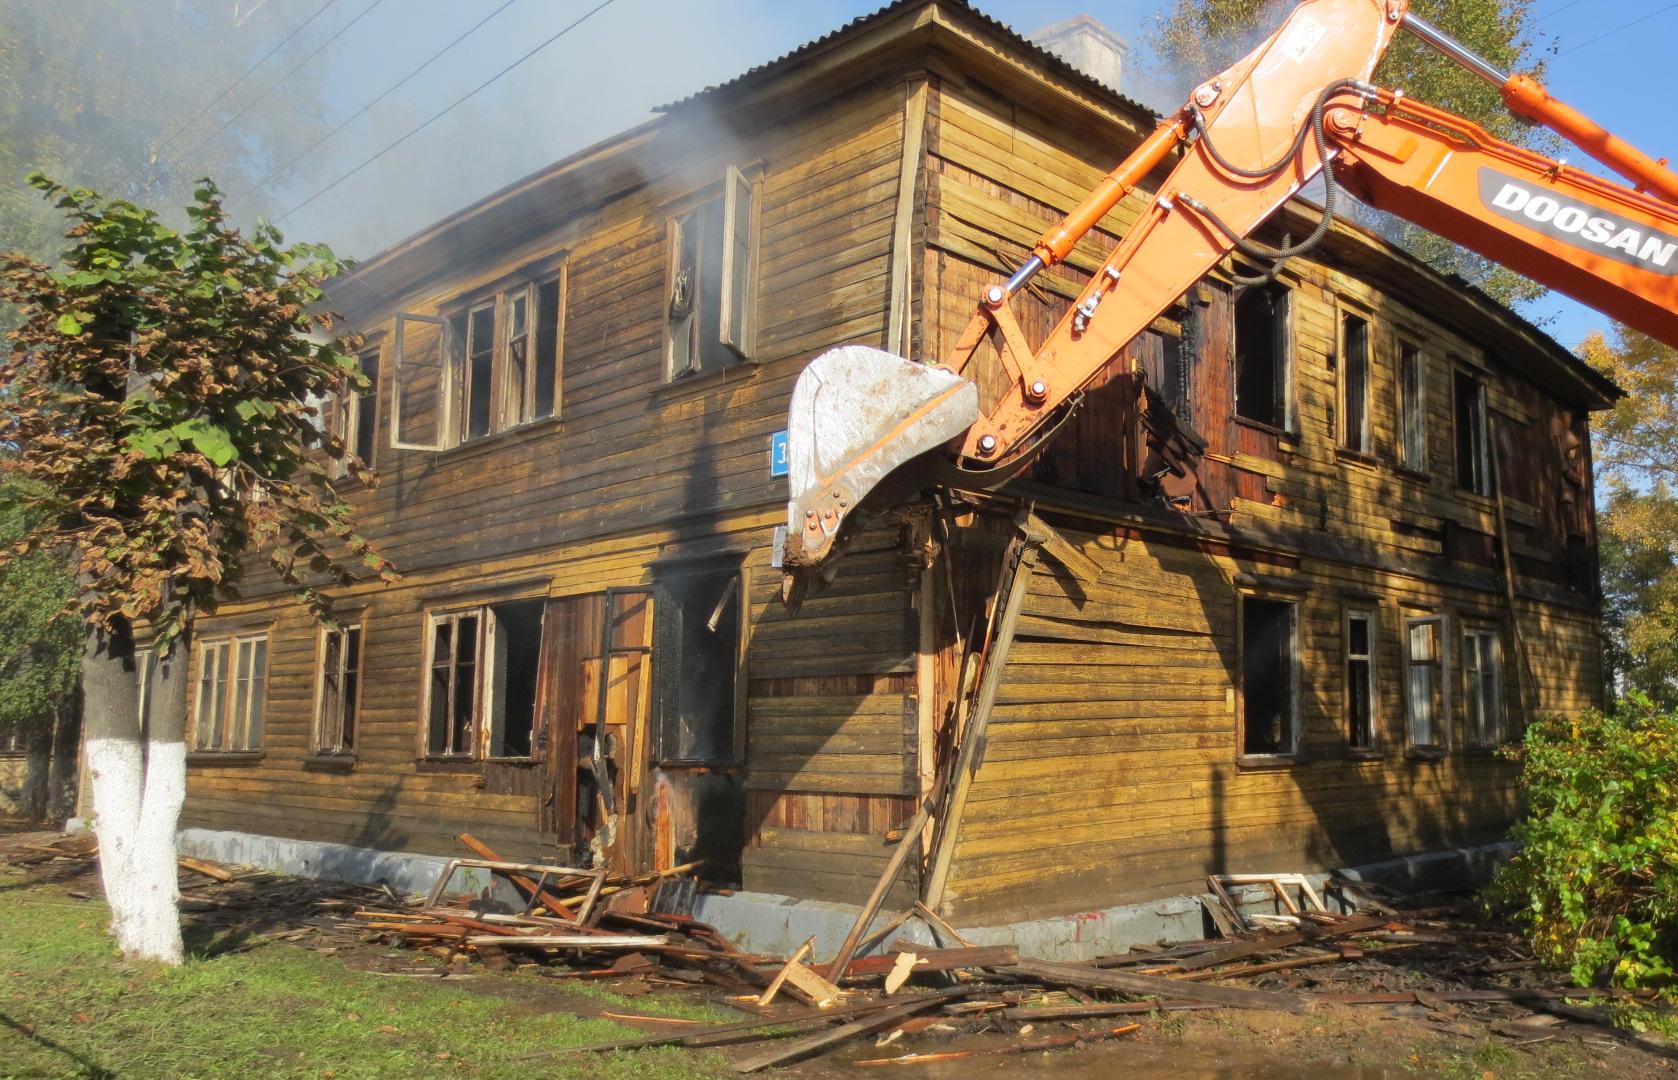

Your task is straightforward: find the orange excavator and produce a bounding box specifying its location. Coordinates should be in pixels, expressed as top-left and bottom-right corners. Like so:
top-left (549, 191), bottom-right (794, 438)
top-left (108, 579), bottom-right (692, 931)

top-left (781, 0), bottom-right (1678, 583)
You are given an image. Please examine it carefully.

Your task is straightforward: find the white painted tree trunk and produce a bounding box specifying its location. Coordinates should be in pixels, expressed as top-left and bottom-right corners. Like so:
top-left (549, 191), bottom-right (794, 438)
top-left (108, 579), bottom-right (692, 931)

top-left (82, 620), bottom-right (188, 965)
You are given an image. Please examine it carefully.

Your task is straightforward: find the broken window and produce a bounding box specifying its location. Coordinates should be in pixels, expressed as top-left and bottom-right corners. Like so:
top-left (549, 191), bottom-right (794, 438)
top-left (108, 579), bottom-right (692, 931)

top-left (327, 349), bottom-right (380, 476)
top-left (391, 313), bottom-right (448, 451)
top-left (315, 623), bottom-right (362, 755)
top-left (1454, 369), bottom-right (1490, 496)
top-left (1340, 312), bottom-right (1371, 453)
top-left (666, 166), bottom-right (757, 380)
top-left (1233, 284), bottom-right (1292, 429)
top-left (1404, 615), bottom-right (1448, 750)
top-left (453, 301), bottom-right (497, 442)
top-left (1399, 342), bottom-right (1426, 471)
top-left (424, 600), bottom-right (546, 759)
top-left (193, 633), bottom-right (267, 752)
top-left (1345, 610), bottom-right (1376, 752)
top-left (1463, 627), bottom-right (1503, 748)
top-left (1241, 596), bottom-right (1299, 757)
top-left (654, 568), bottom-right (742, 764)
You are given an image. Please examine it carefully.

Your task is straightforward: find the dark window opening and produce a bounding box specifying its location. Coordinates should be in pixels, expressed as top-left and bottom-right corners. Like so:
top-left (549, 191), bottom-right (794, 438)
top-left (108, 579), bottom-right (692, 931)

top-left (1455, 370), bottom-right (1489, 495)
top-left (654, 569), bottom-right (740, 764)
top-left (667, 167), bottom-right (755, 380)
top-left (463, 303), bottom-right (496, 440)
top-left (354, 352), bottom-right (379, 468)
top-left (1341, 313), bottom-right (1370, 452)
top-left (1399, 343), bottom-right (1425, 470)
top-left (1242, 597), bottom-right (1297, 756)
top-left (1234, 285), bottom-right (1290, 428)
top-left (488, 600), bottom-right (544, 758)
top-left (534, 276), bottom-right (561, 418)
top-left (1346, 612), bottom-right (1374, 751)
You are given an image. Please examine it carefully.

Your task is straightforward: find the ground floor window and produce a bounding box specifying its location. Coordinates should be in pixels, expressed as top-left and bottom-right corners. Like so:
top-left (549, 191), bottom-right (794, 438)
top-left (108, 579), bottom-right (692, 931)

top-left (1345, 610), bottom-right (1376, 752)
top-left (1405, 615), bottom-right (1448, 750)
top-left (1463, 626), bottom-right (1503, 748)
top-left (654, 567), bottom-right (743, 765)
top-left (192, 633), bottom-right (268, 752)
top-left (1241, 596), bottom-right (1299, 757)
top-left (423, 599), bottom-right (545, 759)
top-left (315, 623), bottom-right (362, 754)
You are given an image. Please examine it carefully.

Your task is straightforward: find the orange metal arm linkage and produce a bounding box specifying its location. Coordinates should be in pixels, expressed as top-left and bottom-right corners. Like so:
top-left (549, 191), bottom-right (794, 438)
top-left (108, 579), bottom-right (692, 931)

top-left (947, 0), bottom-right (1678, 476)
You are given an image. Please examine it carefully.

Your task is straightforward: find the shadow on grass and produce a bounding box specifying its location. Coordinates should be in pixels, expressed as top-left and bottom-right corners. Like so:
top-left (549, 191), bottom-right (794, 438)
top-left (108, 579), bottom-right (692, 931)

top-left (0, 1011), bottom-right (116, 1079)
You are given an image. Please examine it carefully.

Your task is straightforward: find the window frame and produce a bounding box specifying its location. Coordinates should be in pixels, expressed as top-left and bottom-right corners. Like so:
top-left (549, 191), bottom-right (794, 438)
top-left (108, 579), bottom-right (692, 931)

top-left (1397, 338), bottom-right (1427, 473)
top-left (652, 563), bottom-right (748, 767)
top-left (1231, 281), bottom-right (1296, 434)
top-left (1338, 306), bottom-right (1373, 455)
top-left (663, 165), bottom-right (761, 382)
top-left (1236, 591), bottom-right (1303, 763)
top-left (420, 600), bottom-right (546, 762)
top-left (313, 620), bottom-right (365, 756)
top-left (1462, 624), bottom-right (1504, 749)
top-left (1454, 366), bottom-right (1491, 497)
top-left (1344, 607), bottom-right (1378, 754)
top-left (192, 631), bottom-right (269, 754)
top-left (1403, 613), bottom-right (1451, 754)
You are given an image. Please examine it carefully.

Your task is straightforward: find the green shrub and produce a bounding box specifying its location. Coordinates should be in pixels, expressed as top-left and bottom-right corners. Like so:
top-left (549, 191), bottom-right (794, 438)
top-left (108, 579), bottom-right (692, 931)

top-left (1489, 694), bottom-right (1678, 988)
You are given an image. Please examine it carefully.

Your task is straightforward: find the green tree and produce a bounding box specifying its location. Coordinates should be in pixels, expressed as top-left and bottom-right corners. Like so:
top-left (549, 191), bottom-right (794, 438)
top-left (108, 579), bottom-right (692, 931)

top-left (0, 468), bottom-right (82, 820)
top-left (0, 175), bottom-right (392, 962)
top-left (1146, 0), bottom-right (1550, 306)
top-left (1582, 326), bottom-right (1678, 703)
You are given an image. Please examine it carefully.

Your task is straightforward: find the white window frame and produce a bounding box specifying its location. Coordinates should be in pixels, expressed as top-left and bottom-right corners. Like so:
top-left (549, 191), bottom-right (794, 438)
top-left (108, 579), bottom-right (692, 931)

top-left (1463, 625), bottom-right (1504, 748)
top-left (420, 602), bottom-right (544, 761)
top-left (1403, 614), bottom-right (1450, 752)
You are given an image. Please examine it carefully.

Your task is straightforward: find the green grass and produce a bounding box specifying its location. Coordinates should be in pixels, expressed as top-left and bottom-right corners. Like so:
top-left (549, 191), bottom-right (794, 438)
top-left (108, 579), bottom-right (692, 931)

top-left (0, 868), bottom-right (730, 1079)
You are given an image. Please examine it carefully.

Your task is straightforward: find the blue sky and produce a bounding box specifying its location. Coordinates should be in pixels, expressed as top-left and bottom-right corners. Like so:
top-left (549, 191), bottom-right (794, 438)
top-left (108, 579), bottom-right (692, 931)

top-left (235, 0), bottom-right (1674, 354)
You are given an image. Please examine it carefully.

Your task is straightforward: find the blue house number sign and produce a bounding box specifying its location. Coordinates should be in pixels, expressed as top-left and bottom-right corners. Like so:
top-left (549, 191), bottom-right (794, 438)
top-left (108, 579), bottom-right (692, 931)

top-left (770, 429), bottom-right (789, 478)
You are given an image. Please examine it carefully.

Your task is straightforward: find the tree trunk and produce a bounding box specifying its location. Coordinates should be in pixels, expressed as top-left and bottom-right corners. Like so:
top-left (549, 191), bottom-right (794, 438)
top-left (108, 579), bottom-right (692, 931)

top-left (21, 721), bottom-right (51, 824)
top-left (83, 617), bottom-right (187, 965)
top-left (47, 690), bottom-right (84, 825)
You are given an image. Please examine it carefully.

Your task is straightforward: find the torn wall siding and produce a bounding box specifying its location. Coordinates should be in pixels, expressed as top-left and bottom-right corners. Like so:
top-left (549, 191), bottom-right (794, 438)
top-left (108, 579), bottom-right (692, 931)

top-left (173, 0), bottom-right (1615, 928)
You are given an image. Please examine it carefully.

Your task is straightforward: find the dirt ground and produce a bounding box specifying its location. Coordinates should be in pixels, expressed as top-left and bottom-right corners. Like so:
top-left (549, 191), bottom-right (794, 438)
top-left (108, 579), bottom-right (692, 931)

top-left (5, 822), bottom-right (1675, 1078)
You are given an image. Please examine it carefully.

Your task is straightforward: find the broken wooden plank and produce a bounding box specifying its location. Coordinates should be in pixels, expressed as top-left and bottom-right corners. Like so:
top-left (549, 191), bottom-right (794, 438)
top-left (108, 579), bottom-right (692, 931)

top-left (1000, 959), bottom-right (1314, 1013)
top-left (824, 796), bottom-right (933, 981)
top-left (454, 834), bottom-right (584, 918)
top-left (912, 900), bottom-right (974, 948)
top-left (999, 1000), bottom-right (1218, 1021)
top-left (463, 933), bottom-right (669, 949)
top-left (532, 985), bottom-right (998, 1058)
top-left (177, 856), bottom-right (237, 882)
top-left (853, 1023), bottom-right (1140, 1066)
top-left (781, 957), bottom-right (843, 1008)
top-left (756, 936), bottom-right (816, 1008)
top-left (732, 995), bottom-right (958, 1073)
top-left (839, 943), bottom-right (1018, 978)
top-left (1173, 932), bottom-right (1305, 971)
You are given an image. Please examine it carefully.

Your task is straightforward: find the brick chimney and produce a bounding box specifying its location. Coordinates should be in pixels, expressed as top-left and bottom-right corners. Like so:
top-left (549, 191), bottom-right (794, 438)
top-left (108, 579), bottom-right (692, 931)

top-left (1029, 14), bottom-right (1129, 94)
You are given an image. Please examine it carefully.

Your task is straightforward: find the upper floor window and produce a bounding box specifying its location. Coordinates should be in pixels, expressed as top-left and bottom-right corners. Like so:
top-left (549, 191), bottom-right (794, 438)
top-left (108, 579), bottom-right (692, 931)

top-left (1233, 283), bottom-right (1293, 430)
top-left (1398, 342), bottom-right (1426, 471)
top-left (390, 261), bottom-right (566, 452)
top-left (193, 633), bottom-right (268, 753)
top-left (423, 600), bottom-right (545, 760)
top-left (328, 348), bottom-right (380, 476)
top-left (665, 166), bottom-right (758, 380)
top-left (1339, 312), bottom-right (1371, 454)
top-left (1454, 369), bottom-right (1490, 496)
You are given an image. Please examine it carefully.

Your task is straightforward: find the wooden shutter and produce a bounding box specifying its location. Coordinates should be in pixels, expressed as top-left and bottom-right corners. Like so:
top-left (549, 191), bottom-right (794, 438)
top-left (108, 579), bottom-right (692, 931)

top-left (391, 313), bottom-right (449, 450)
top-left (719, 165), bottom-right (756, 360)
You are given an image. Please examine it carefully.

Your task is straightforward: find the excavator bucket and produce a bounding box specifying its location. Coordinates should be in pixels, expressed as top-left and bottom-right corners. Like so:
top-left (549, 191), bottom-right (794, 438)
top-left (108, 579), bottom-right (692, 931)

top-left (782, 345), bottom-right (978, 569)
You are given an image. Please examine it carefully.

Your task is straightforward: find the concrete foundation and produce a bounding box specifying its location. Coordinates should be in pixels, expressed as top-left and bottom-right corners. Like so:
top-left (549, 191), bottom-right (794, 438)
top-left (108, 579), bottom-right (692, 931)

top-left (172, 827), bottom-right (1514, 961)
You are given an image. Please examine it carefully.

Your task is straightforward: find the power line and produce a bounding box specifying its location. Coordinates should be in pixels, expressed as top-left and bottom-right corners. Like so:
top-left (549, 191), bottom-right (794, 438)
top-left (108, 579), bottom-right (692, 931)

top-left (275, 0), bottom-right (620, 225)
top-left (159, 0), bottom-right (389, 190)
top-left (122, 0), bottom-right (343, 188)
top-left (1557, 3), bottom-right (1678, 56)
top-left (1542, 0), bottom-right (1590, 21)
top-left (232, 0), bottom-right (522, 207)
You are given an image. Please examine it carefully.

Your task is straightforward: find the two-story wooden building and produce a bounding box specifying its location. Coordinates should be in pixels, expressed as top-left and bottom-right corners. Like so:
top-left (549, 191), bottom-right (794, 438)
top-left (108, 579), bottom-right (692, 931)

top-left (176, 0), bottom-right (1617, 928)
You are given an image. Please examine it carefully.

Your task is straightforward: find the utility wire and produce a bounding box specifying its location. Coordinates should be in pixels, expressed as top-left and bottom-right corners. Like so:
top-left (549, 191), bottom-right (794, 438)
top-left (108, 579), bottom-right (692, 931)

top-left (1557, 3), bottom-right (1678, 56)
top-left (232, 0), bottom-right (522, 207)
top-left (122, 0), bottom-right (343, 188)
top-left (158, 0), bottom-right (389, 191)
top-left (275, 0), bottom-right (620, 225)
top-left (1542, 0), bottom-right (1589, 20)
